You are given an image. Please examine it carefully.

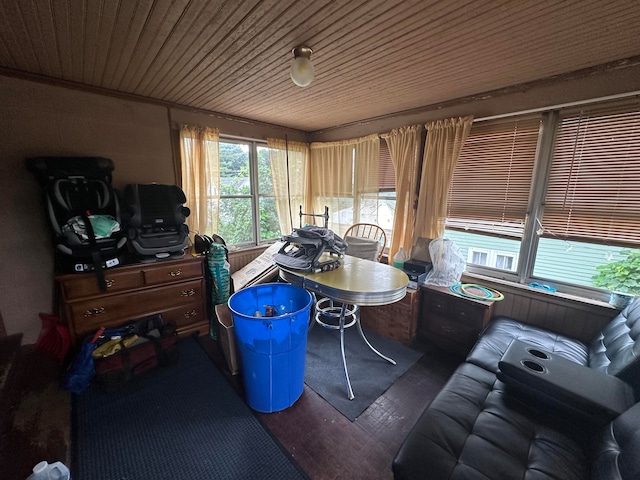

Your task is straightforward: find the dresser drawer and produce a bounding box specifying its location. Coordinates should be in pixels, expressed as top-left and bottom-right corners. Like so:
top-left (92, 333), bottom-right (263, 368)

top-left (161, 300), bottom-right (207, 331)
top-left (68, 279), bottom-right (204, 336)
top-left (58, 269), bottom-right (145, 300)
top-left (142, 259), bottom-right (203, 286)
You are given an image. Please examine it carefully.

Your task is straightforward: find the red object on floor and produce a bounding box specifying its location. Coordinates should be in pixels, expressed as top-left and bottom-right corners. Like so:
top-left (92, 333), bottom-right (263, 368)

top-left (35, 313), bottom-right (71, 364)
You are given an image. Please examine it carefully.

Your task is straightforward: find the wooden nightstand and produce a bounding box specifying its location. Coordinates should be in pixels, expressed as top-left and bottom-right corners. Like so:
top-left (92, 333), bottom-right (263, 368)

top-left (418, 285), bottom-right (494, 355)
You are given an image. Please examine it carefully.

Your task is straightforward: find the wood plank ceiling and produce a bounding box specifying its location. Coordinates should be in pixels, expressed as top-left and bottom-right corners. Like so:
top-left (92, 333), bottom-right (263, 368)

top-left (0, 0), bottom-right (639, 132)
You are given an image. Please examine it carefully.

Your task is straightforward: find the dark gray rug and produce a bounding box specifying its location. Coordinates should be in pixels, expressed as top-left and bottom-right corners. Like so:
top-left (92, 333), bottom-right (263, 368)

top-left (305, 323), bottom-right (423, 421)
top-left (72, 336), bottom-right (307, 480)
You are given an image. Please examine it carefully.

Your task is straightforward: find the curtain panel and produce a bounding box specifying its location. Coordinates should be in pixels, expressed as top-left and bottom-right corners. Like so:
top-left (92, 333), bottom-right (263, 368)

top-left (266, 138), bottom-right (311, 235)
top-left (414, 116), bottom-right (473, 242)
top-left (309, 134), bottom-right (380, 236)
top-left (381, 125), bottom-right (423, 261)
top-left (179, 124), bottom-right (220, 238)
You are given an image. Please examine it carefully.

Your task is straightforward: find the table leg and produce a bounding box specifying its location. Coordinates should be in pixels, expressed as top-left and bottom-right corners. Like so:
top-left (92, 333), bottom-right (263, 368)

top-left (339, 303), bottom-right (355, 400)
top-left (356, 318), bottom-right (396, 365)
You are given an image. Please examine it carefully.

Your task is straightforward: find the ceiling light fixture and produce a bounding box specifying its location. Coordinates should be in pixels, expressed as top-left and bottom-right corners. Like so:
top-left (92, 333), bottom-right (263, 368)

top-left (290, 46), bottom-right (314, 87)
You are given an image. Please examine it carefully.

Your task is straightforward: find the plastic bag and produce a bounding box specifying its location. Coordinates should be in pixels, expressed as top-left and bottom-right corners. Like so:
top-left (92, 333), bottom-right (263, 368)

top-left (423, 237), bottom-right (466, 287)
top-left (61, 335), bottom-right (98, 394)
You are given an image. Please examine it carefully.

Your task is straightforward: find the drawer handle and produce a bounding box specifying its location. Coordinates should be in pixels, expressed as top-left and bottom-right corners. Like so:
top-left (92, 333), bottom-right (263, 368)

top-left (169, 269), bottom-right (183, 277)
top-left (84, 307), bottom-right (106, 317)
top-left (184, 309), bottom-right (198, 318)
top-left (181, 288), bottom-right (196, 297)
top-left (105, 279), bottom-right (115, 288)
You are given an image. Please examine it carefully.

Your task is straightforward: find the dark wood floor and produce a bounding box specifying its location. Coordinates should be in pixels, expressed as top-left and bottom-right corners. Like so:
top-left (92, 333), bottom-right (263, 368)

top-left (198, 334), bottom-right (462, 480)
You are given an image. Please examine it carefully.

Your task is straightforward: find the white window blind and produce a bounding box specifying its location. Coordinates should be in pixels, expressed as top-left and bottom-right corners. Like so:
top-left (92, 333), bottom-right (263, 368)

top-left (379, 140), bottom-right (395, 190)
top-left (542, 100), bottom-right (640, 247)
top-left (447, 115), bottom-right (542, 237)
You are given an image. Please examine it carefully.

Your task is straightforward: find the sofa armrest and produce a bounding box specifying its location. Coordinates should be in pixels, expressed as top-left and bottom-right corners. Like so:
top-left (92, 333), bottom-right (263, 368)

top-left (466, 317), bottom-right (589, 373)
top-left (498, 339), bottom-right (636, 427)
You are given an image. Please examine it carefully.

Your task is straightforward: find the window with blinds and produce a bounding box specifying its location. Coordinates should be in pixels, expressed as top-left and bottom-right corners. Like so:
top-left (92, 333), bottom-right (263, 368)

top-left (379, 139), bottom-right (395, 190)
top-left (541, 102), bottom-right (640, 248)
top-left (446, 115), bottom-right (542, 237)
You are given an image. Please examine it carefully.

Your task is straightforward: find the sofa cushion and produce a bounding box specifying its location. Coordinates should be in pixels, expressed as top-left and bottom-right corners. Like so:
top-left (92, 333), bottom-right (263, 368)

top-left (465, 317), bottom-right (589, 374)
top-left (393, 362), bottom-right (588, 480)
top-left (588, 298), bottom-right (640, 386)
top-left (592, 401), bottom-right (640, 480)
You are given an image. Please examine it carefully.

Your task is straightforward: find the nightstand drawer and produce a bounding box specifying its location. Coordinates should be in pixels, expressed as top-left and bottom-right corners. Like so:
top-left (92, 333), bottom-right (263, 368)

top-left (426, 314), bottom-right (478, 346)
top-left (453, 301), bottom-right (486, 328)
top-left (419, 285), bottom-right (495, 355)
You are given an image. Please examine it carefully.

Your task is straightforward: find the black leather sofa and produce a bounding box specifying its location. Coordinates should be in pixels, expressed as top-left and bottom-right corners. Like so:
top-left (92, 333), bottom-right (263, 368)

top-left (393, 297), bottom-right (640, 480)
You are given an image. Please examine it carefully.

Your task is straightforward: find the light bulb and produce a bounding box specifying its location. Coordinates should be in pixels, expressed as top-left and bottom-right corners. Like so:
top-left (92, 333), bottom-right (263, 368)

top-left (290, 46), bottom-right (314, 87)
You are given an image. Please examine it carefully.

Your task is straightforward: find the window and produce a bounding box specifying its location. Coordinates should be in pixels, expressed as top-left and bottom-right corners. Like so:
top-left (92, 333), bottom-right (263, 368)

top-left (466, 247), bottom-right (517, 271)
top-left (534, 101), bottom-right (640, 293)
top-left (446, 115), bottom-right (541, 275)
top-left (218, 139), bottom-right (280, 246)
top-left (468, 248), bottom-right (489, 266)
top-left (377, 139), bottom-right (397, 247)
top-left (309, 135), bottom-right (394, 246)
top-left (445, 99), bottom-right (640, 299)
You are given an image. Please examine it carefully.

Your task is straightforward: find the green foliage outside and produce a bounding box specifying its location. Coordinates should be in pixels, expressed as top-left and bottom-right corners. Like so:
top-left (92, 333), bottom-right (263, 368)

top-left (217, 142), bottom-right (281, 246)
top-left (592, 249), bottom-right (640, 295)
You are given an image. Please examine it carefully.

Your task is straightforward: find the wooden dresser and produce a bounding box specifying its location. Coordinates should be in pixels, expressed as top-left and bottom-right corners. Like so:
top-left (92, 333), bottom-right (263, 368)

top-left (56, 255), bottom-right (209, 346)
top-left (359, 287), bottom-right (421, 345)
top-left (418, 285), bottom-right (494, 356)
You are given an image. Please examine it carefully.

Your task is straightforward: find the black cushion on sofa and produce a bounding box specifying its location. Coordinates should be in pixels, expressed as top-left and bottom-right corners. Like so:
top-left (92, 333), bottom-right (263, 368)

top-left (465, 298), bottom-right (640, 396)
top-left (393, 363), bottom-right (589, 480)
top-left (588, 298), bottom-right (640, 384)
top-left (465, 317), bottom-right (589, 373)
top-left (393, 297), bottom-right (640, 480)
top-left (591, 401), bottom-right (640, 480)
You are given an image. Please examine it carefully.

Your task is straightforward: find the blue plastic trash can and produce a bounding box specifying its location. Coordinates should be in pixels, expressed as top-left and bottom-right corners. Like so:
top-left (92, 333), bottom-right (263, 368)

top-left (228, 283), bottom-right (313, 413)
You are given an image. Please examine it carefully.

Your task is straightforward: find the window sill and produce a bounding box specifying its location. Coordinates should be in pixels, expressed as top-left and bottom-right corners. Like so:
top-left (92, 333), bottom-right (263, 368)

top-left (461, 272), bottom-right (619, 311)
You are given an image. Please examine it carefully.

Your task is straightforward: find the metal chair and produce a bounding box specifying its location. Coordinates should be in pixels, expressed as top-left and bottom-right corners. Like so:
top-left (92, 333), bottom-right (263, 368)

top-left (315, 223), bottom-right (387, 330)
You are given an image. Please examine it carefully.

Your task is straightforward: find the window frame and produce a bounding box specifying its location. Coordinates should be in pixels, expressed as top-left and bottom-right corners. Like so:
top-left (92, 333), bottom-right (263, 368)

top-left (450, 101), bottom-right (640, 303)
top-left (218, 136), bottom-right (276, 248)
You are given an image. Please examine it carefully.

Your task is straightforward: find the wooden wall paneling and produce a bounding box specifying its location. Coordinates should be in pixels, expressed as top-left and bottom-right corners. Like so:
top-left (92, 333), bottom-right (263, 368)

top-left (461, 275), bottom-right (618, 343)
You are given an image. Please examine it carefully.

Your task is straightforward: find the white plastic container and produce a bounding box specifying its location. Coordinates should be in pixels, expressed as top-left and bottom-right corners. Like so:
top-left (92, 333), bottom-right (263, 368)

top-left (27, 461), bottom-right (71, 480)
top-left (393, 247), bottom-right (407, 269)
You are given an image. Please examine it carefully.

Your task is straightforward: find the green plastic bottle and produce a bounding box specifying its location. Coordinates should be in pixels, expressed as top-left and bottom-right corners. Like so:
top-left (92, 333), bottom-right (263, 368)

top-left (393, 247), bottom-right (407, 269)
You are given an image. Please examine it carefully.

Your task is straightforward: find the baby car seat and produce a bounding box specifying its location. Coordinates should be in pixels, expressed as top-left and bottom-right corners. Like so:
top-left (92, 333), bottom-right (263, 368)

top-left (121, 183), bottom-right (190, 262)
top-left (26, 156), bottom-right (128, 288)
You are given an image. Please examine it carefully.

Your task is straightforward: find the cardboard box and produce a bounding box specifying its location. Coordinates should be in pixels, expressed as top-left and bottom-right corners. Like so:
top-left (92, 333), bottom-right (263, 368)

top-left (231, 241), bottom-right (283, 290)
top-left (215, 303), bottom-right (239, 375)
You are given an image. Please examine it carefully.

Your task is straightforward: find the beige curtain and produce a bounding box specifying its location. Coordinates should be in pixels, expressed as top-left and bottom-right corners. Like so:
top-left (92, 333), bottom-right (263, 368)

top-left (179, 124), bottom-right (220, 238)
top-left (309, 134), bottom-right (379, 236)
top-left (266, 138), bottom-right (310, 235)
top-left (414, 116), bottom-right (473, 242)
top-left (381, 125), bottom-right (423, 261)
